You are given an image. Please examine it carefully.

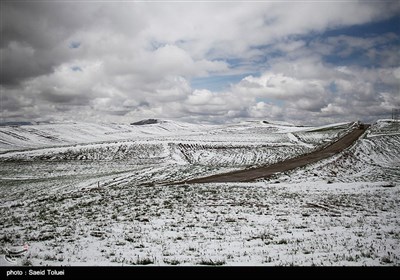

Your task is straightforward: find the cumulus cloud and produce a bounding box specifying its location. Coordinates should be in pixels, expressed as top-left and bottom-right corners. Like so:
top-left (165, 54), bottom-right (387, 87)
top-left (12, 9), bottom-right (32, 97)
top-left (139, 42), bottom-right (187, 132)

top-left (1, 1), bottom-right (399, 125)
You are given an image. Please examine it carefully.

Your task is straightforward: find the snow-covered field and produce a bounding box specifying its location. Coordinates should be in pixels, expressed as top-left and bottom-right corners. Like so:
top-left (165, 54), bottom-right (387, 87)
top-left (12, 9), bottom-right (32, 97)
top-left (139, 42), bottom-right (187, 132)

top-left (0, 119), bottom-right (399, 266)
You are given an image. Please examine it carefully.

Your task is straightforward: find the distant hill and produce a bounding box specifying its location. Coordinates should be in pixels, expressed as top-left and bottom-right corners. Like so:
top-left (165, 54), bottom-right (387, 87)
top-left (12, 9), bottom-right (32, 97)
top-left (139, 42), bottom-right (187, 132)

top-left (0, 119), bottom-right (357, 153)
top-left (130, 119), bottom-right (160, 125)
top-left (0, 121), bottom-right (33, 127)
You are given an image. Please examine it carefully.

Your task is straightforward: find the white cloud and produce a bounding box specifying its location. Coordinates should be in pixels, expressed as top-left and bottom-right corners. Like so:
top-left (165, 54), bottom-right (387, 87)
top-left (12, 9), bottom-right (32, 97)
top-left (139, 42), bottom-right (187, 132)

top-left (233, 71), bottom-right (329, 111)
top-left (1, 1), bottom-right (399, 125)
top-left (248, 102), bottom-right (284, 119)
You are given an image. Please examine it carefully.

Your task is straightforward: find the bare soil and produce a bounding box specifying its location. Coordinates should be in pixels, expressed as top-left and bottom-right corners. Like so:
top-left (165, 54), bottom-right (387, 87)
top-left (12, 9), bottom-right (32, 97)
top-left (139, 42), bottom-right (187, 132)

top-left (184, 127), bottom-right (368, 183)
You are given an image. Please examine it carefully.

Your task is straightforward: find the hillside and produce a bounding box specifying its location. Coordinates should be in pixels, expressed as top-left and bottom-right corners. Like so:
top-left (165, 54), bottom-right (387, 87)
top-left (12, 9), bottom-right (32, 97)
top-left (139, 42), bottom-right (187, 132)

top-left (0, 120), bottom-right (354, 186)
top-left (0, 119), bottom-right (399, 266)
top-left (0, 119), bottom-right (210, 152)
top-left (280, 119), bottom-right (400, 184)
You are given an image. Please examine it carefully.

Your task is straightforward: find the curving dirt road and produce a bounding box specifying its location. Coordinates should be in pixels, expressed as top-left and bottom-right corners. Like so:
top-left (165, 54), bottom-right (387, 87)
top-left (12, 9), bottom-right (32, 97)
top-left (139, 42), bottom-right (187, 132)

top-left (183, 126), bottom-right (368, 184)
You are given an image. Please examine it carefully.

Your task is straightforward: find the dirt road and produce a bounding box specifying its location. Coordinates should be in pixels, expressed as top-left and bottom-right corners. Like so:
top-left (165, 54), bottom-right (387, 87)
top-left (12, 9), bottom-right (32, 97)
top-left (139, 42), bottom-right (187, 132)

top-left (183, 127), bottom-right (368, 184)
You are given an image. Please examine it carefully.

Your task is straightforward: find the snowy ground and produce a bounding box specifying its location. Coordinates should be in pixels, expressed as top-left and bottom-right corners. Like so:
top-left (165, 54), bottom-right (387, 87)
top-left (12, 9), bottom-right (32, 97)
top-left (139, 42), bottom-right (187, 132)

top-left (0, 119), bottom-right (399, 266)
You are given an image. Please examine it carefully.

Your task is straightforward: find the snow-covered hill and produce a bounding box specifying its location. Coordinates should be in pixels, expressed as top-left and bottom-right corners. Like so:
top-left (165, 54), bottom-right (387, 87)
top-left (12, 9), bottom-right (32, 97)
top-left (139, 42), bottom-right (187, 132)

top-left (277, 119), bottom-right (400, 184)
top-left (0, 120), bottom-right (354, 168)
top-left (2, 119), bottom-right (399, 266)
top-left (0, 119), bottom-right (212, 152)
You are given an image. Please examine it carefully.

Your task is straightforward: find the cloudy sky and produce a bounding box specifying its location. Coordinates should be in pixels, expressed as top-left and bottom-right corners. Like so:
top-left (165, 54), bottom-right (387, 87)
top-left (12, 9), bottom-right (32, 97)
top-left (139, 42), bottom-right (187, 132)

top-left (1, 1), bottom-right (399, 125)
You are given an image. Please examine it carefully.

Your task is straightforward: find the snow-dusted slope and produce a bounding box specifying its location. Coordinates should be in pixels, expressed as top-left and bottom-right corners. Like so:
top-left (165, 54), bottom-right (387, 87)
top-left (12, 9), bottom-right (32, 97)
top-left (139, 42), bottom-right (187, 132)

top-left (0, 119), bottom-right (355, 153)
top-left (0, 120), bottom-right (354, 169)
top-left (1, 119), bottom-right (399, 267)
top-left (0, 119), bottom-right (356, 200)
top-left (0, 120), bottom-right (211, 152)
top-left (280, 119), bottom-right (400, 183)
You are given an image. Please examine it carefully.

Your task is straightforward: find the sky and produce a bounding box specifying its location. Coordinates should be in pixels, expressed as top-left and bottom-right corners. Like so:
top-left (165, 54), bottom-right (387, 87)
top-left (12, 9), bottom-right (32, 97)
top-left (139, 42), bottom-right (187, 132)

top-left (1, 0), bottom-right (399, 125)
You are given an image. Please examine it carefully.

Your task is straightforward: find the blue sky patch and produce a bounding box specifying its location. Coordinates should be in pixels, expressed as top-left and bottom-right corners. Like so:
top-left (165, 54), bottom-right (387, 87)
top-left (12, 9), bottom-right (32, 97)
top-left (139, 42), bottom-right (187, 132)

top-left (191, 73), bottom-right (258, 92)
top-left (255, 97), bottom-right (284, 107)
top-left (69, 41), bottom-right (81, 49)
top-left (324, 15), bottom-right (400, 38)
top-left (71, 66), bottom-right (82, 72)
top-left (328, 82), bottom-right (338, 94)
